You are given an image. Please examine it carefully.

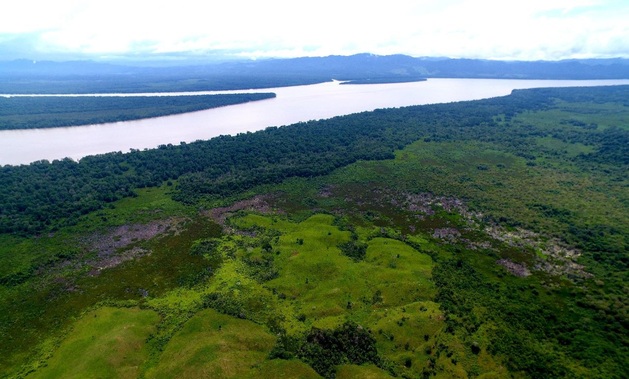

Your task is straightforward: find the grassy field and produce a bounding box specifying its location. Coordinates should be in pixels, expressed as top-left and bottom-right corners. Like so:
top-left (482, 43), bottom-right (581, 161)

top-left (145, 309), bottom-right (276, 378)
top-left (27, 307), bottom-right (159, 379)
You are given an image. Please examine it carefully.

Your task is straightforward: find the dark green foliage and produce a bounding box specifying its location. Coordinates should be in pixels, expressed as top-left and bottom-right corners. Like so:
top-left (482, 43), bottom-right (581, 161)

top-left (0, 93), bottom-right (275, 130)
top-left (300, 323), bottom-right (380, 378)
top-left (337, 240), bottom-right (367, 261)
top-left (528, 203), bottom-right (573, 222)
top-left (433, 258), bottom-right (628, 378)
top-left (176, 265), bottom-right (216, 288)
top-left (189, 238), bottom-right (222, 257)
top-left (271, 322), bottom-right (382, 379)
top-left (579, 126), bottom-right (629, 165)
top-left (269, 334), bottom-right (303, 360)
top-left (243, 254), bottom-right (279, 282)
top-left (180, 239), bottom-right (224, 287)
top-left (202, 292), bottom-right (246, 319)
top-left (566, 224), bottom-right (627, 266)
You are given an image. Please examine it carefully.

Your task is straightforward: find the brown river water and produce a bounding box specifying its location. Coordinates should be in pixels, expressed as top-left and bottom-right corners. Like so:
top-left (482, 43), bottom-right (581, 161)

top-left (1, 78), bottom-right (628, 166)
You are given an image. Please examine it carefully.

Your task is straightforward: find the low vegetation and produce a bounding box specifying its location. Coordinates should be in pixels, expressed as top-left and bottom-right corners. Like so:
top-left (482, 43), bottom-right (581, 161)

top-left (0, 85), bottom-right (627, 378)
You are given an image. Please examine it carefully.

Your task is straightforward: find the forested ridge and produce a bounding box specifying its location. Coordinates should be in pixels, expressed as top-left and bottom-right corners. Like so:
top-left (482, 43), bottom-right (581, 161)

top-left (2, 54), bottom-right (629, 94)
top-left (0, 85), bottom-right (628, 378)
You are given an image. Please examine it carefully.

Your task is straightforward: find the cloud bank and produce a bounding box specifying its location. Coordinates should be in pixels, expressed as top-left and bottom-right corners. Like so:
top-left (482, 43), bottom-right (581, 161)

top-left (1, 0), bottom-right (628, 61)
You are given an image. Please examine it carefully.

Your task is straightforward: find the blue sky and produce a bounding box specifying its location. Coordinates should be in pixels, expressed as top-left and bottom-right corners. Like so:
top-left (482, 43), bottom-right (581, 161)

top-left (1, 0), bottom-right (627, 61)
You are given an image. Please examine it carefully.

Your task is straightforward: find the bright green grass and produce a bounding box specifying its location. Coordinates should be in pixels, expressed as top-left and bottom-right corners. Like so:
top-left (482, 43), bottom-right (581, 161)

top-left (145, 308), bottom-right (275, 378)
top-left (363, 238), bottom-right (434, 307)
top-left (148, 206), bottom-right (526, 377)
top-left (366, 302), bottom-right (445, 378)
top-left (197, 212), bottom-right (446, 376)
top-left (27, 307), bottom-right (159, 379)
top-left (239, 214), bottom-right (435, 326)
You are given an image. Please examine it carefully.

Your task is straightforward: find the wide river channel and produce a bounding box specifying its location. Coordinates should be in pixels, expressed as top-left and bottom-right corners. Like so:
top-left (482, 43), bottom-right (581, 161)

top-left (2, 78), bottom-right (629, 166)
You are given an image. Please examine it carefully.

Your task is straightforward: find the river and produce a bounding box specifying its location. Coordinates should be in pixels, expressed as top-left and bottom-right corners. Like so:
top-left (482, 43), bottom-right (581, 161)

top-left (1, 78), bottom-right (628, 166)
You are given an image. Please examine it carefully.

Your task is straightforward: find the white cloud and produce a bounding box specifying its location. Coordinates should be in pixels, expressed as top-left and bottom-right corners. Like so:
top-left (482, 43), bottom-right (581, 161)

top-left (1, 0), bottom-right (627, 60)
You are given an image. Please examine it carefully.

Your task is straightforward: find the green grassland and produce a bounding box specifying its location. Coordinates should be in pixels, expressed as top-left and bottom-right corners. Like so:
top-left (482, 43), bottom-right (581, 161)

top-left (145, 309), bottom-right (276, 378)
top-left (28, 307), bottom-right (159, 379)
top-left (1, 87), bottom-right (628, 378)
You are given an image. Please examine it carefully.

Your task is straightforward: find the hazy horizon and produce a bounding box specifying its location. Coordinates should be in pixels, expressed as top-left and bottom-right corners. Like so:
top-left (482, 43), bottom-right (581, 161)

top-left (2, 1), bottom-right (628, 62)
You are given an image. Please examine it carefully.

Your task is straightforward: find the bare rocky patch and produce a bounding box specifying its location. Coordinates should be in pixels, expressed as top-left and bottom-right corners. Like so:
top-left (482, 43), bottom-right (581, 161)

top-left (203, 195), bottom-right (279, 231)
top-left (432, 228), bottom-right (462, 241)
top-left (485, 225), bottom-right (591, 280)
top-left (80, 218), bottom-right (185, 275)
top-left (398, 191), bottom-right (591, 280)
top-left (318, 185), bottom-right (334, 198)
top-left (85, 247), bottom-right (152, 276)
top-left (333, 186), bottom-right (591, 280)
top-left (497, 259), bottom-right (531, 277)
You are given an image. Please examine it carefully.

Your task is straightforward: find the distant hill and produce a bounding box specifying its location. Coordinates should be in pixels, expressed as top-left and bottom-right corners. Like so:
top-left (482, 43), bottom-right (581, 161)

top-left (245, 53), bottom-right (629, 80)
top-left (1, 54), bottom-right (628, 93)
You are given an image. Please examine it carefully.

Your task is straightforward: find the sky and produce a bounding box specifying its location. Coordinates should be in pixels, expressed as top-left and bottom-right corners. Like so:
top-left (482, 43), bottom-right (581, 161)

top-left (1, 0), bottom-right (628, 62)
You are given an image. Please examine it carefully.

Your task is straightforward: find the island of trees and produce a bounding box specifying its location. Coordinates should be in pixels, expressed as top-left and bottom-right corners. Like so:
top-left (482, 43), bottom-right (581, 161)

top-left (0, 93), bottom-right (275, 130)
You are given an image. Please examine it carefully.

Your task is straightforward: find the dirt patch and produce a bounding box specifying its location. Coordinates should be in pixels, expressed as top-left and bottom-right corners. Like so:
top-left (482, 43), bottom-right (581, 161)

top-left (203, 195), bottom-right (280, 229)
top-left (86, 247), bottom-right (152, 276)
top-left (80, 218), bottom-right (185, 275)
top-left (82, 218), bottom-right (184, 256)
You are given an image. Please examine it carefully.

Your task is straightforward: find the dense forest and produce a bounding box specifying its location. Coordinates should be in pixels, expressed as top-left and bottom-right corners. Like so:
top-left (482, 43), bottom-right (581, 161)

top-left (0, 93), bottom-right (275, 130)
top-left (0, 85), bottom-right (627, 378)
